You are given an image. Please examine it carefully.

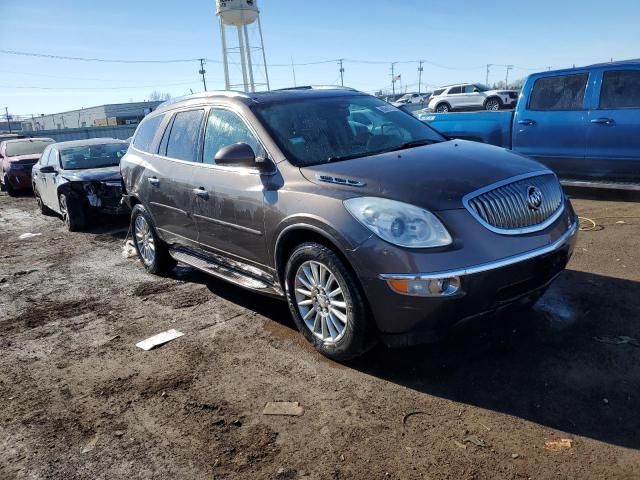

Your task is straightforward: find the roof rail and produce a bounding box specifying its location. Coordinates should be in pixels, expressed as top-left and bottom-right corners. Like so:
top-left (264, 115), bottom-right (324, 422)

top-left (157, 90), bottom-right (252, 109)
top-left (272, 85), bottom-right (358, 92)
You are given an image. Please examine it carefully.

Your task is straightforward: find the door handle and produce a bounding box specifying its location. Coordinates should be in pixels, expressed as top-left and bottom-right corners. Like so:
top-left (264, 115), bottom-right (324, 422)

top-left (192, 187), bottom-right (209, 199)
top-left (518, 119), bottom-right (536, 126)
top-left (148, 177), bottom-right (160, 186)
top-left (591, 118), bottom-right (615, 125)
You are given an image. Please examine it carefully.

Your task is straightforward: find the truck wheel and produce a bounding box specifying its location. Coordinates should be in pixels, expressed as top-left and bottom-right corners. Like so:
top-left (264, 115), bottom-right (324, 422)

top-left (0, 176), bottom-right (6, 192)
top-left (485, 98), bottom-right (502, 111)
top-left (59, 193), bottom-right (86, 231)
top-left (435, 103), bottom-right (451, 113)
top-left (285, 242), bottom-right (375, 361)
top-left (131, 204), bottom-right (176, 275)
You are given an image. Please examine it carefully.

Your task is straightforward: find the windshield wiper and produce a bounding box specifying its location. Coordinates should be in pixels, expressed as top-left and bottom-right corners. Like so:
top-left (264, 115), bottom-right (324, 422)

top-left (390, 139), bottom-right (437, 151)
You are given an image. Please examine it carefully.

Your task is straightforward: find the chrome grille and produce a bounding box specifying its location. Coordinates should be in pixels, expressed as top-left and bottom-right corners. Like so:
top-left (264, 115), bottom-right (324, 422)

top-left (465, 173), bottom-right (564, 233)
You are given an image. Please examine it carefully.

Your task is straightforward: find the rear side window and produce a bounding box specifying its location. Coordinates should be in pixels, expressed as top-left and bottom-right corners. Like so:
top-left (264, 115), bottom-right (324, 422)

top-left (132, 115), bottom-right (164, 152)
top-left (433, 89), bottom-right (445, 96)
top-left (165, 109), bottom-right (205, 162)
top-left (203, 109), bottom-right (261, 165)
top-left (528, 74), bottom-right (588, 111)
top-left (600, 70), bottom-right (640, 109)
top-left (448, 86), bottom-right (462, 94)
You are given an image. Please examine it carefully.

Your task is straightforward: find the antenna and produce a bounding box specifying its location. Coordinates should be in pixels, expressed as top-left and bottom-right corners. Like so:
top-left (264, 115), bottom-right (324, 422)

top-left (216, 0), bottom-right (270, 92)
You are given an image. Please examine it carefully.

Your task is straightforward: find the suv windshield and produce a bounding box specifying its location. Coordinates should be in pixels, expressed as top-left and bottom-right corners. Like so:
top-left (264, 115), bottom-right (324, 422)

top-left (59, 143), bottom-right (127, 170)
top-left (5, 139), bottom-right (53, 157)
top-left (253, 94), bottom-right (445, 167)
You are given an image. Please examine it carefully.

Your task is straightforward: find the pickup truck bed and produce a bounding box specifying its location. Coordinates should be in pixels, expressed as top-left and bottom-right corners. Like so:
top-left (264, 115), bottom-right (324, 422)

top-left (417, 60), bottom-right (640, 187)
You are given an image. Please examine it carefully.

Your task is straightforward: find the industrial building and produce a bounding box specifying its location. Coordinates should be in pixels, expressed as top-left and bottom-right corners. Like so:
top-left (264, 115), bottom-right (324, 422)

top-left (21, 101), bottom-right (163, 131)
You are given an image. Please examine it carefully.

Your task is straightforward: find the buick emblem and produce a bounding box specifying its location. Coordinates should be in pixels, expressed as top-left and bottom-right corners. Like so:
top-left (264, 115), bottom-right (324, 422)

top-left (526, 186), bottom-right (543, 210)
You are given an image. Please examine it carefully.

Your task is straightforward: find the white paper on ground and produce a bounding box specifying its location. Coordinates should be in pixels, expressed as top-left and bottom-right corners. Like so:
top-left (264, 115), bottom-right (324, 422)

top-left (136, 329), bottom-right (184, 351)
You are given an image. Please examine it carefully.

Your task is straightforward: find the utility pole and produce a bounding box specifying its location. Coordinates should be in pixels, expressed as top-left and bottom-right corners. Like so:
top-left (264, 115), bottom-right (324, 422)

top-left (338, 59), bottom-right (345, 87)
top-left (505, 65), bottom-right (513, 89)
top-left (290, 56), bottom-right (297, 87)
top-left (198, 58), bottom-right (208, 92)
top-left (486, 64), bottom-right (492, 85)
top-left (391, 62), bottom-right (398, 95)
top-left (4, 107), bottom-right (12, 133)
top-left (418, 61), bottom-right (424, 94)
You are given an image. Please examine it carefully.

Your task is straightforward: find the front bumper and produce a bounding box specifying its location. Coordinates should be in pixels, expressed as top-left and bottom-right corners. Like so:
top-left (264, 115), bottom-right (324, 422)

top-left (359, 218), bottom-right (578, 347)
top-left (4, 170), bottom-right (33, 191)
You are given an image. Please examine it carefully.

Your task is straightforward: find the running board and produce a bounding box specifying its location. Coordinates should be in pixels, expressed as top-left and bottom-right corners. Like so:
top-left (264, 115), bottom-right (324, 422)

top-left (169, 249), bottom-right (284, 297)
top-left (561, 179), bottom-right (640, 191)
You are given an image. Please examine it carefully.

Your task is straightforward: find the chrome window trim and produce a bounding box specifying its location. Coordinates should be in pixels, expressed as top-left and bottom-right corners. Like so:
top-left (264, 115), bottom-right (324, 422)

top-left (462, 170), bottom-right (565, 235)
top-left (380, 219), bottom-right (577, 281)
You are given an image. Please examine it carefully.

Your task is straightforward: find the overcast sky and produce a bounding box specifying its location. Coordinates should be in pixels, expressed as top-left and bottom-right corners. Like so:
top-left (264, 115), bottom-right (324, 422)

top-left (1, 0), bottom-right (639, 116)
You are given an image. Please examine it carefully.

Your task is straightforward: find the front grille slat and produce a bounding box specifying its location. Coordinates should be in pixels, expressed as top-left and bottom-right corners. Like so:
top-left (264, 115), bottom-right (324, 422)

top-left (465, 174), bottom-right (563, 233)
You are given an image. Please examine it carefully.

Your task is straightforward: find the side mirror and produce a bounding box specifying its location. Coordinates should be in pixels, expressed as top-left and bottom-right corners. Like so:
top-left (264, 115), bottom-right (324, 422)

top-left (214, 143), bottom-right (257, 167)
top-left (40, 165), bottom-right (56, 173)
top-left (473, 88), bottom-right (480, 93)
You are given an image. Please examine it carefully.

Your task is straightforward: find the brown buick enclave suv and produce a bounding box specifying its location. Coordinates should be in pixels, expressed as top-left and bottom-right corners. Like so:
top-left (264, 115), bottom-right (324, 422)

top-left (120, 87), bottom-right (577, 360)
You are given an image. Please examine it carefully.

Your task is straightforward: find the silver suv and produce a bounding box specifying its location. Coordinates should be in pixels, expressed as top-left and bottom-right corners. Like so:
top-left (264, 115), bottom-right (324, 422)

top-left (428, 84), bottom-right (518, 112)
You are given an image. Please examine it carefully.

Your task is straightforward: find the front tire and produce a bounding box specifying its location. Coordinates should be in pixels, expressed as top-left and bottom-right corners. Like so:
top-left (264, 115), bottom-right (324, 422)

top-left (5, 177), bottom-right (17, 197)
top-left (285, 242), bottom-right (373, 361)
top-left (131, 204), bottom-right (176, 275)
top-left (485, 97), bottom-right (503, 111)
top-left (59, 193), bottom-right (86, 231)
top-left (435, 103), bottom-right (451, 113)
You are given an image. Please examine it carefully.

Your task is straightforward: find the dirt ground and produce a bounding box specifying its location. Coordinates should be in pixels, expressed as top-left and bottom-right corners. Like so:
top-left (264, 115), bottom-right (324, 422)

top-left (1, 189), bottom-right (639, 480)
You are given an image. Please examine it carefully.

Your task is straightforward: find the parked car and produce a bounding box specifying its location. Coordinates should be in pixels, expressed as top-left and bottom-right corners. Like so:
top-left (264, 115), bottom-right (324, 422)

top-left (121, 87), bottom-right (577, 360)
top-left (419, 60), bottom-right (640, 187)
top-left (427, 83), bottom-right (518, 113)
top-left (0, 137), bottom-right (55, 196)
top-left (32, 138), bottom-right (129, 230)
top-left (392, 92), bottom-right (431, 106)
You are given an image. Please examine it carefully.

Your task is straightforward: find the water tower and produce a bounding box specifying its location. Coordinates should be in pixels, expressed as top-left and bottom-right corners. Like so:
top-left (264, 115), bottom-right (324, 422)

top-left (216, 0), bottom-right (270, 92)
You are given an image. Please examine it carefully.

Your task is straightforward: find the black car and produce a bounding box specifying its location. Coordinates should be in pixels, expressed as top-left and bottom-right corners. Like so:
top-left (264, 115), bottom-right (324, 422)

top-left (32, 138), bottom-right (129, 231)
top-left (120, 87), bottom-right (577, 360)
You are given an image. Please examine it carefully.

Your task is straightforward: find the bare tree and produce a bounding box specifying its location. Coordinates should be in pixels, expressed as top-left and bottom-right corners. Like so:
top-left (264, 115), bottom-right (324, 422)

top-left (148, 91), bottom-right (172, 102)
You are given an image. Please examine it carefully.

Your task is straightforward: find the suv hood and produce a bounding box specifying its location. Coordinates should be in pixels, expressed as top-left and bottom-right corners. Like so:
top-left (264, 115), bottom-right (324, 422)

top-left (61, 166), bottom-right (121, 182)
top-left (300, 140), bottom-right (548, 211)
top-left (7, 154), bottom-right (42, 163)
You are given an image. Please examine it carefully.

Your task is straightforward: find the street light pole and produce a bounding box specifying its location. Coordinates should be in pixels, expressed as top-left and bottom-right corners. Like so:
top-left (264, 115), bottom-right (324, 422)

top-left (338, 59), bottom-right (344, 87)
top-left (391, 62), bottom-right (397, 95)
top-left (418, 61), bottom-right (424, 95)
top-left (486, 64), bottom-right (492, 86)
top-left (505, 65), bottom-right (513, 89)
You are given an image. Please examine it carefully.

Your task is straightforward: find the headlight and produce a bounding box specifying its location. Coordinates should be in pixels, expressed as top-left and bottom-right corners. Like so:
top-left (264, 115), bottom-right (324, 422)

top-left (344, 197), bottom-right (452, 248)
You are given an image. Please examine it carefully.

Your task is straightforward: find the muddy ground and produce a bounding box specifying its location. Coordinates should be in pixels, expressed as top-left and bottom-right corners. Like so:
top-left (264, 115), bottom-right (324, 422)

top-left (1, 189), bottom-right (639, 480)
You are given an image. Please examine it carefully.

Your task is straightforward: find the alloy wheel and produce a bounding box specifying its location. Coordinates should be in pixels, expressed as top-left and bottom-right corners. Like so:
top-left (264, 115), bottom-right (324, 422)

top-left (294, 260), bottom-right (349, 344)
top-left (134, 214), bottom-right (156, 266)
top-left (486, 100), bottom-right (500, 111)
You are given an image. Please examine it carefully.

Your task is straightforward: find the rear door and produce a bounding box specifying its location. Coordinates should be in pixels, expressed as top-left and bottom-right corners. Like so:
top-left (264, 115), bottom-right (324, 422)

top-left (140, 109), bottom-right (204, 247)
top-left (512, 72), bottom-right (590, 177)
top-left (191, 107), bottom-right (268, 267)
top-left (586, 68), bottom-right (640, 181)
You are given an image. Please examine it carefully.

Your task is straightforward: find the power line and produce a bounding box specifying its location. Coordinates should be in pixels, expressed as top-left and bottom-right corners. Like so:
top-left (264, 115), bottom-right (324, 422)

top-left (0, 69), bottom-right (195, 83)
top-left (0, 81), bottom-right (197, 91)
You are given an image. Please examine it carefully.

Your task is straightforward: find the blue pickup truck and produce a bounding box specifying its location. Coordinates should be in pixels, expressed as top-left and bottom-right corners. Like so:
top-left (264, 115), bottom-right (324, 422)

top-left (418, 60), bottom-right (640, 189)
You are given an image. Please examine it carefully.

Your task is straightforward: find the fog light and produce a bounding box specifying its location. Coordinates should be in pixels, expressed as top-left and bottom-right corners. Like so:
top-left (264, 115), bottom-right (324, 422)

top-left (386, 276), bottom-right (461, 297)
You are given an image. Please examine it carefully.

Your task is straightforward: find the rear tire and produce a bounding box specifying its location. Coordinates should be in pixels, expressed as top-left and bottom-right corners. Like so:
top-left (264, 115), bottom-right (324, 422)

top-left (59, 193), bottom-right (86, 231)
top-left (130, 204), bottom-right (176, 275)
top-left (285, 242), bottom-right (374, 361)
